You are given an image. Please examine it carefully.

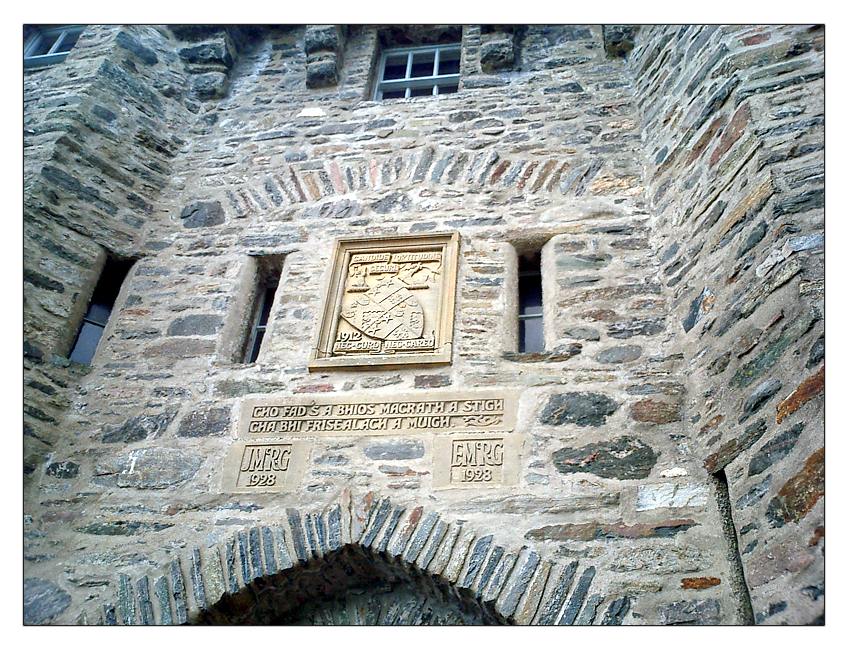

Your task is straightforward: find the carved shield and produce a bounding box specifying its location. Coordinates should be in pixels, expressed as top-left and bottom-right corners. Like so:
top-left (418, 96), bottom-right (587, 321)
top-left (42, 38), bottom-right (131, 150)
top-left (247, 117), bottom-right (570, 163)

top-left (341, 277), bottom-right (424, 341)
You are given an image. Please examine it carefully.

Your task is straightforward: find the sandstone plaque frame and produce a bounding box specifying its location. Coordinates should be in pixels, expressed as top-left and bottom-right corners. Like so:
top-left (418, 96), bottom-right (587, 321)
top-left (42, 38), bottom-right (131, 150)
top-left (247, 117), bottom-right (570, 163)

top-left (309, 232), bottom-right (460, 370)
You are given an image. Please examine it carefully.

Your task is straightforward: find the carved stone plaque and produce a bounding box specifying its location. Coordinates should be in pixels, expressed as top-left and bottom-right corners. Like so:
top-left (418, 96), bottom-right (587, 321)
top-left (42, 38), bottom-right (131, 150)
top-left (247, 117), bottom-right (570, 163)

top-left (432, 434), bottom-right (521, 488)
top-left (238, 390), bottom-right (516, 438)
top-left (222, 439), bottom-right (310, 493)
top-left (309, 232), bottom-right (460, 369)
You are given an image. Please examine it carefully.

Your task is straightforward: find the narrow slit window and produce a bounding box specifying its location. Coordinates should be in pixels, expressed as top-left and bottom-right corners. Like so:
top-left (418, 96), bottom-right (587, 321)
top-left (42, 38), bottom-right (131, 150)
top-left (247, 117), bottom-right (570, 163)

top-left (374, 43), bottom-right (461, 100)
top-left (242, 257), bottom-right (283, 364)
top-left (68, 257), bottom-right (133, 365)
top-left (518, 251), bottom-right (544, 353)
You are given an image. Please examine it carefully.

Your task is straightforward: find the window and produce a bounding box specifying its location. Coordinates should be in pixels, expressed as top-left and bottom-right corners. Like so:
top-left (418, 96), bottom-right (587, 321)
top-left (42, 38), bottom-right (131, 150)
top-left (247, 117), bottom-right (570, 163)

top-left (518, 251), bottom-right (543, 353)
top-left (239, 256), bottom-right (283, 364)
top-left (68, 257), bottom-right (133, 365)
top-left (244, 280), bottom-right (278, 363)
top-left (374, 44), bottom-right (461, 100)
top-left (24, 25), bottom-right (84, 68)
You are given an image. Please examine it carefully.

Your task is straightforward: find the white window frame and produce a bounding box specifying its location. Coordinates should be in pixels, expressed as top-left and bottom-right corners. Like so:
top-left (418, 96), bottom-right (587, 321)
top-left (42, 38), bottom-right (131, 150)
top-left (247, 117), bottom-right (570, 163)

top-left (24, 25), bottom-right (84, 68)
top-left (373, 43), bottom-right (461, 101)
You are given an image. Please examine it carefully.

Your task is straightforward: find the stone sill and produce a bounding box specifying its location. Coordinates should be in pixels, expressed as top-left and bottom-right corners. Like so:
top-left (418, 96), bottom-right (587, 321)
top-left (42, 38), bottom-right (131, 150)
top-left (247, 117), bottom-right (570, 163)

top-left (501, 343), bottom-right (582, 363)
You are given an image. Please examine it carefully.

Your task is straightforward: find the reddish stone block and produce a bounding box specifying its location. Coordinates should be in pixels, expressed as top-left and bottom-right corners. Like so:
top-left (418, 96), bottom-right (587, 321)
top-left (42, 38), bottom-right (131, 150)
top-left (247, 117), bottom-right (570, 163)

top-left (328, 160), bottom-right (346, 193)
top-left (699, 414), bottom-right (724, 435)
top-left (293, 383), bottom-right (335, 393)
top-left (776, 366), bottom-right (824, 423)
top-left (742, 33), bottom-right (770, 46)
top-left (301, 173), bottom-right (321, 200)
top-left (710, 103), bottom-right (751, 167)
top-left (686, 115), bottom-right (727, 165)
top-left (530, 159), bottom-right (558, 192)
top-left (766, 447), bottom-right (824, 527)
top-left (630, 399), bottom-right (682, 424)
top-left (489, 159), bottom-right (511, 184)
top-left (681, 577), bottom-right (721, 590)
top-left (516, 160), bottom-right (538, 191)
top-left (545, 162), bottom-right (569, 192)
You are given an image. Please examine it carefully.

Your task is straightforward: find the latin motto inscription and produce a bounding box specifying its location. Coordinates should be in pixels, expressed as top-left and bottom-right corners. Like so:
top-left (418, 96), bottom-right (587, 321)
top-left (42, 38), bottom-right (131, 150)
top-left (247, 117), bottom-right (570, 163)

top-left (238, 390), bottom-right (516, 438)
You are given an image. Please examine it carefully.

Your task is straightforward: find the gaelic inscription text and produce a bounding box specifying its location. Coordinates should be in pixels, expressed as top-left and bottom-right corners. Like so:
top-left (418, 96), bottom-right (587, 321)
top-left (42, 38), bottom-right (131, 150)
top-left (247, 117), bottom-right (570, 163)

top-left (239, 390), bottom-right (516, 438)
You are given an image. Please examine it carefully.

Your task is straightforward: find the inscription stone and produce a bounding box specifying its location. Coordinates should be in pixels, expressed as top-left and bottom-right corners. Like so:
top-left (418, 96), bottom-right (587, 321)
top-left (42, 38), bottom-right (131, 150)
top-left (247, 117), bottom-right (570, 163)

top-left (310, 233), bottom-right (460, 369)
top-left (433, 434), bottom-right (521, 488)
top-left (222, 439), bottom-right (310, 493)
top-left (238, 390), bottom-right (516, 438)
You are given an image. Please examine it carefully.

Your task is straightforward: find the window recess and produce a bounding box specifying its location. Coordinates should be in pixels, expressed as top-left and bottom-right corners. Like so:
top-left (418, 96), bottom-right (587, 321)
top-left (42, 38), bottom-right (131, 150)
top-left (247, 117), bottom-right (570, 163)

top-left (238, 256), bottom-right (283, 364)
top-left (24, 25), bottom-right (84, 68)
top-left (244, 281), bottom-right (278, 363)
top-left (374, 43), bottom-right (461, 100)
top-left (68, 256), bottom-right (134, 365)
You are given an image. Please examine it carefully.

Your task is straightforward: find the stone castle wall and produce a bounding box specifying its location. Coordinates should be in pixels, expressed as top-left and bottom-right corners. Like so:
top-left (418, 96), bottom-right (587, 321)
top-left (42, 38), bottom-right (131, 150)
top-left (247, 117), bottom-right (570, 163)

top-left (24, 25), bottom-right (198, 474)
top-left (628, 25), bottom-right (824, 625)
top-left (23, 24), bottom-right (823, 625)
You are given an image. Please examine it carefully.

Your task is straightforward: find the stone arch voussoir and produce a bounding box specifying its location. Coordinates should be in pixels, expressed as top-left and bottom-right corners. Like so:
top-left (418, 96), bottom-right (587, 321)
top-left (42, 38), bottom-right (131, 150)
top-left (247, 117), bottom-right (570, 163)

top-left (78, 491), bottom-right (630, 625)
top-left (218, 146), bottom-right (610, 220)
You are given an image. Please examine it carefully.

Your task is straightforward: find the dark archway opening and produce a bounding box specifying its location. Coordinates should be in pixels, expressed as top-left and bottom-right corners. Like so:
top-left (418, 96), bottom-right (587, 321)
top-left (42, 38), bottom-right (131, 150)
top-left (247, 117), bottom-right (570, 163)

top-left (195, 544), bottom-right (509, 625)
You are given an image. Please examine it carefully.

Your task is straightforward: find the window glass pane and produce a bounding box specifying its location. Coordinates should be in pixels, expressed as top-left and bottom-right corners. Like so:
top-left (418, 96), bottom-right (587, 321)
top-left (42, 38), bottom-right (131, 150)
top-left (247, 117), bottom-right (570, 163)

top-left (69, 321), bottom-right (104, 364)
top-left (245, 274), bottom-right (280, 364)
top-left (56, 29), bottom-right (82, 53)
top-left (519, 316), bottom-right (544, 353)
top-left (247, 329), bottom-right (265, 364)
top-left (410, 50), bottom-right (435, 78)
top-left (383, 53), bottom-right (408, 80)
top-left (518, 250), bottom-right (542, 316)
top-left (436, 83), bottom-right (459, 95)
top-left (258, 285), bottom-right (277, 327)
top-left (438, 49), bottom-right (461, 75)
top-left (28, 33), bottom-right (57, 57)
top-left (86, 302), bottom-right (112, 326)
top-left (518, 275), bottom-right (542, 315)
top-left (410, 86), bottom-right (435, 97)
top-left (381, 88), bottom-right (405, 100)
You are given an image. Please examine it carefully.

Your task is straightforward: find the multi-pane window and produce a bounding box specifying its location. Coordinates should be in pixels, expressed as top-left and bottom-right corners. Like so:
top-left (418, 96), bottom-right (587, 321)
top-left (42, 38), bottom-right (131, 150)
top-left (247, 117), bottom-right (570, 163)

top-left (374, 44), bottom-right (461, 100)
top-left (24, 25), bottom-right (84, 68)
top-left (518, 251), bottom-right (544, 353)
top-left (68, 257), bottom-right (133, 365)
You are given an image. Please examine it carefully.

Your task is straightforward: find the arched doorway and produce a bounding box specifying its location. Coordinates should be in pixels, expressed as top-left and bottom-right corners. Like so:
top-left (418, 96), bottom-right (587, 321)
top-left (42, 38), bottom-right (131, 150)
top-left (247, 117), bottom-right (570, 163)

top-left (78, 494), bottom-right (625, 625)
top-left (197, 544), bottom-right (501, 625)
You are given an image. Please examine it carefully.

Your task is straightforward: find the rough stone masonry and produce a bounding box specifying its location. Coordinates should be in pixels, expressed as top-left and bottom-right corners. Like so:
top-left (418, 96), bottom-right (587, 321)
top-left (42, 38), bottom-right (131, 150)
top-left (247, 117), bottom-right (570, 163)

top-left (23, 24), bottom-right (823, 625)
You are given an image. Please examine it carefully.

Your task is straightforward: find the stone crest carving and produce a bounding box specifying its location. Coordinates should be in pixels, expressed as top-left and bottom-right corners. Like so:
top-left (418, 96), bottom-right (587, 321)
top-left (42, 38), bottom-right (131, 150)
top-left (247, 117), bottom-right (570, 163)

top-left (309, 232), bottom-right (460, 369)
